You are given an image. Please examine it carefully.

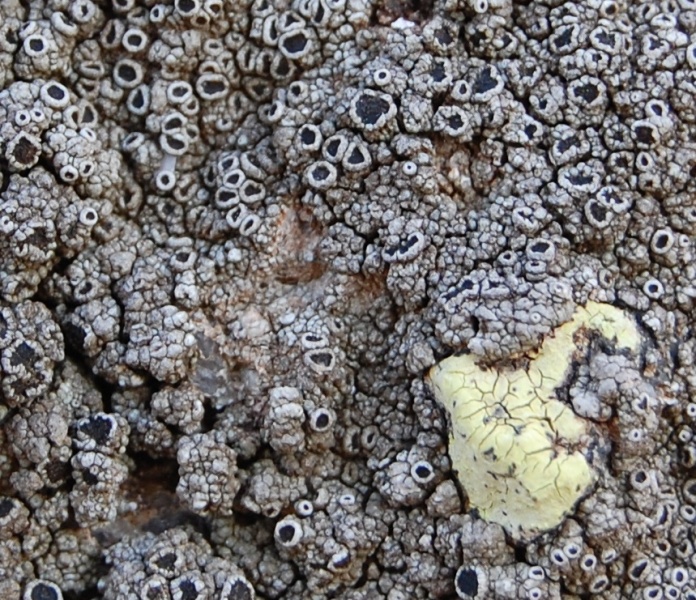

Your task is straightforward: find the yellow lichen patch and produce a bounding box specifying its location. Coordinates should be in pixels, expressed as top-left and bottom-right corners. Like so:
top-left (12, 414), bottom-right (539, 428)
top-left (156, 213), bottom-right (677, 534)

top-left (427, 301), bottom-right (640, 540)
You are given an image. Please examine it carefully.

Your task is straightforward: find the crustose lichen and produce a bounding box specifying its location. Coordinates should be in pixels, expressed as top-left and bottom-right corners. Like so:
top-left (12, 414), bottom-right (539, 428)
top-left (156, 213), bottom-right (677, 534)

top-left (427, 301), bottom-right (641, 540)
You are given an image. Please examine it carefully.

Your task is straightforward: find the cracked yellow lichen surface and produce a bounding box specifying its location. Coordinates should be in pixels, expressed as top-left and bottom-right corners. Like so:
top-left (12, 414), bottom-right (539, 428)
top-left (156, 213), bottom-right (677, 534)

top-left (426, 301), bottom-right (640, 539)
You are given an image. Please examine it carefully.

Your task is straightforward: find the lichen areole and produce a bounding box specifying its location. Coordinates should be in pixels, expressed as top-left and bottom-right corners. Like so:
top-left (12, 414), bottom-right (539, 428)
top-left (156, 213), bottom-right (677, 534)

top-left (426, 301), bottom-right (641, 540)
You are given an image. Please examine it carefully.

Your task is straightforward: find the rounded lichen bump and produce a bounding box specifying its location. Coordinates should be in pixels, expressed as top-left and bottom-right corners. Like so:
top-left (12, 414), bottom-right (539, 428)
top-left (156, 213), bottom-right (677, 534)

top-left (426, 301), bottom-right (641, 540)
